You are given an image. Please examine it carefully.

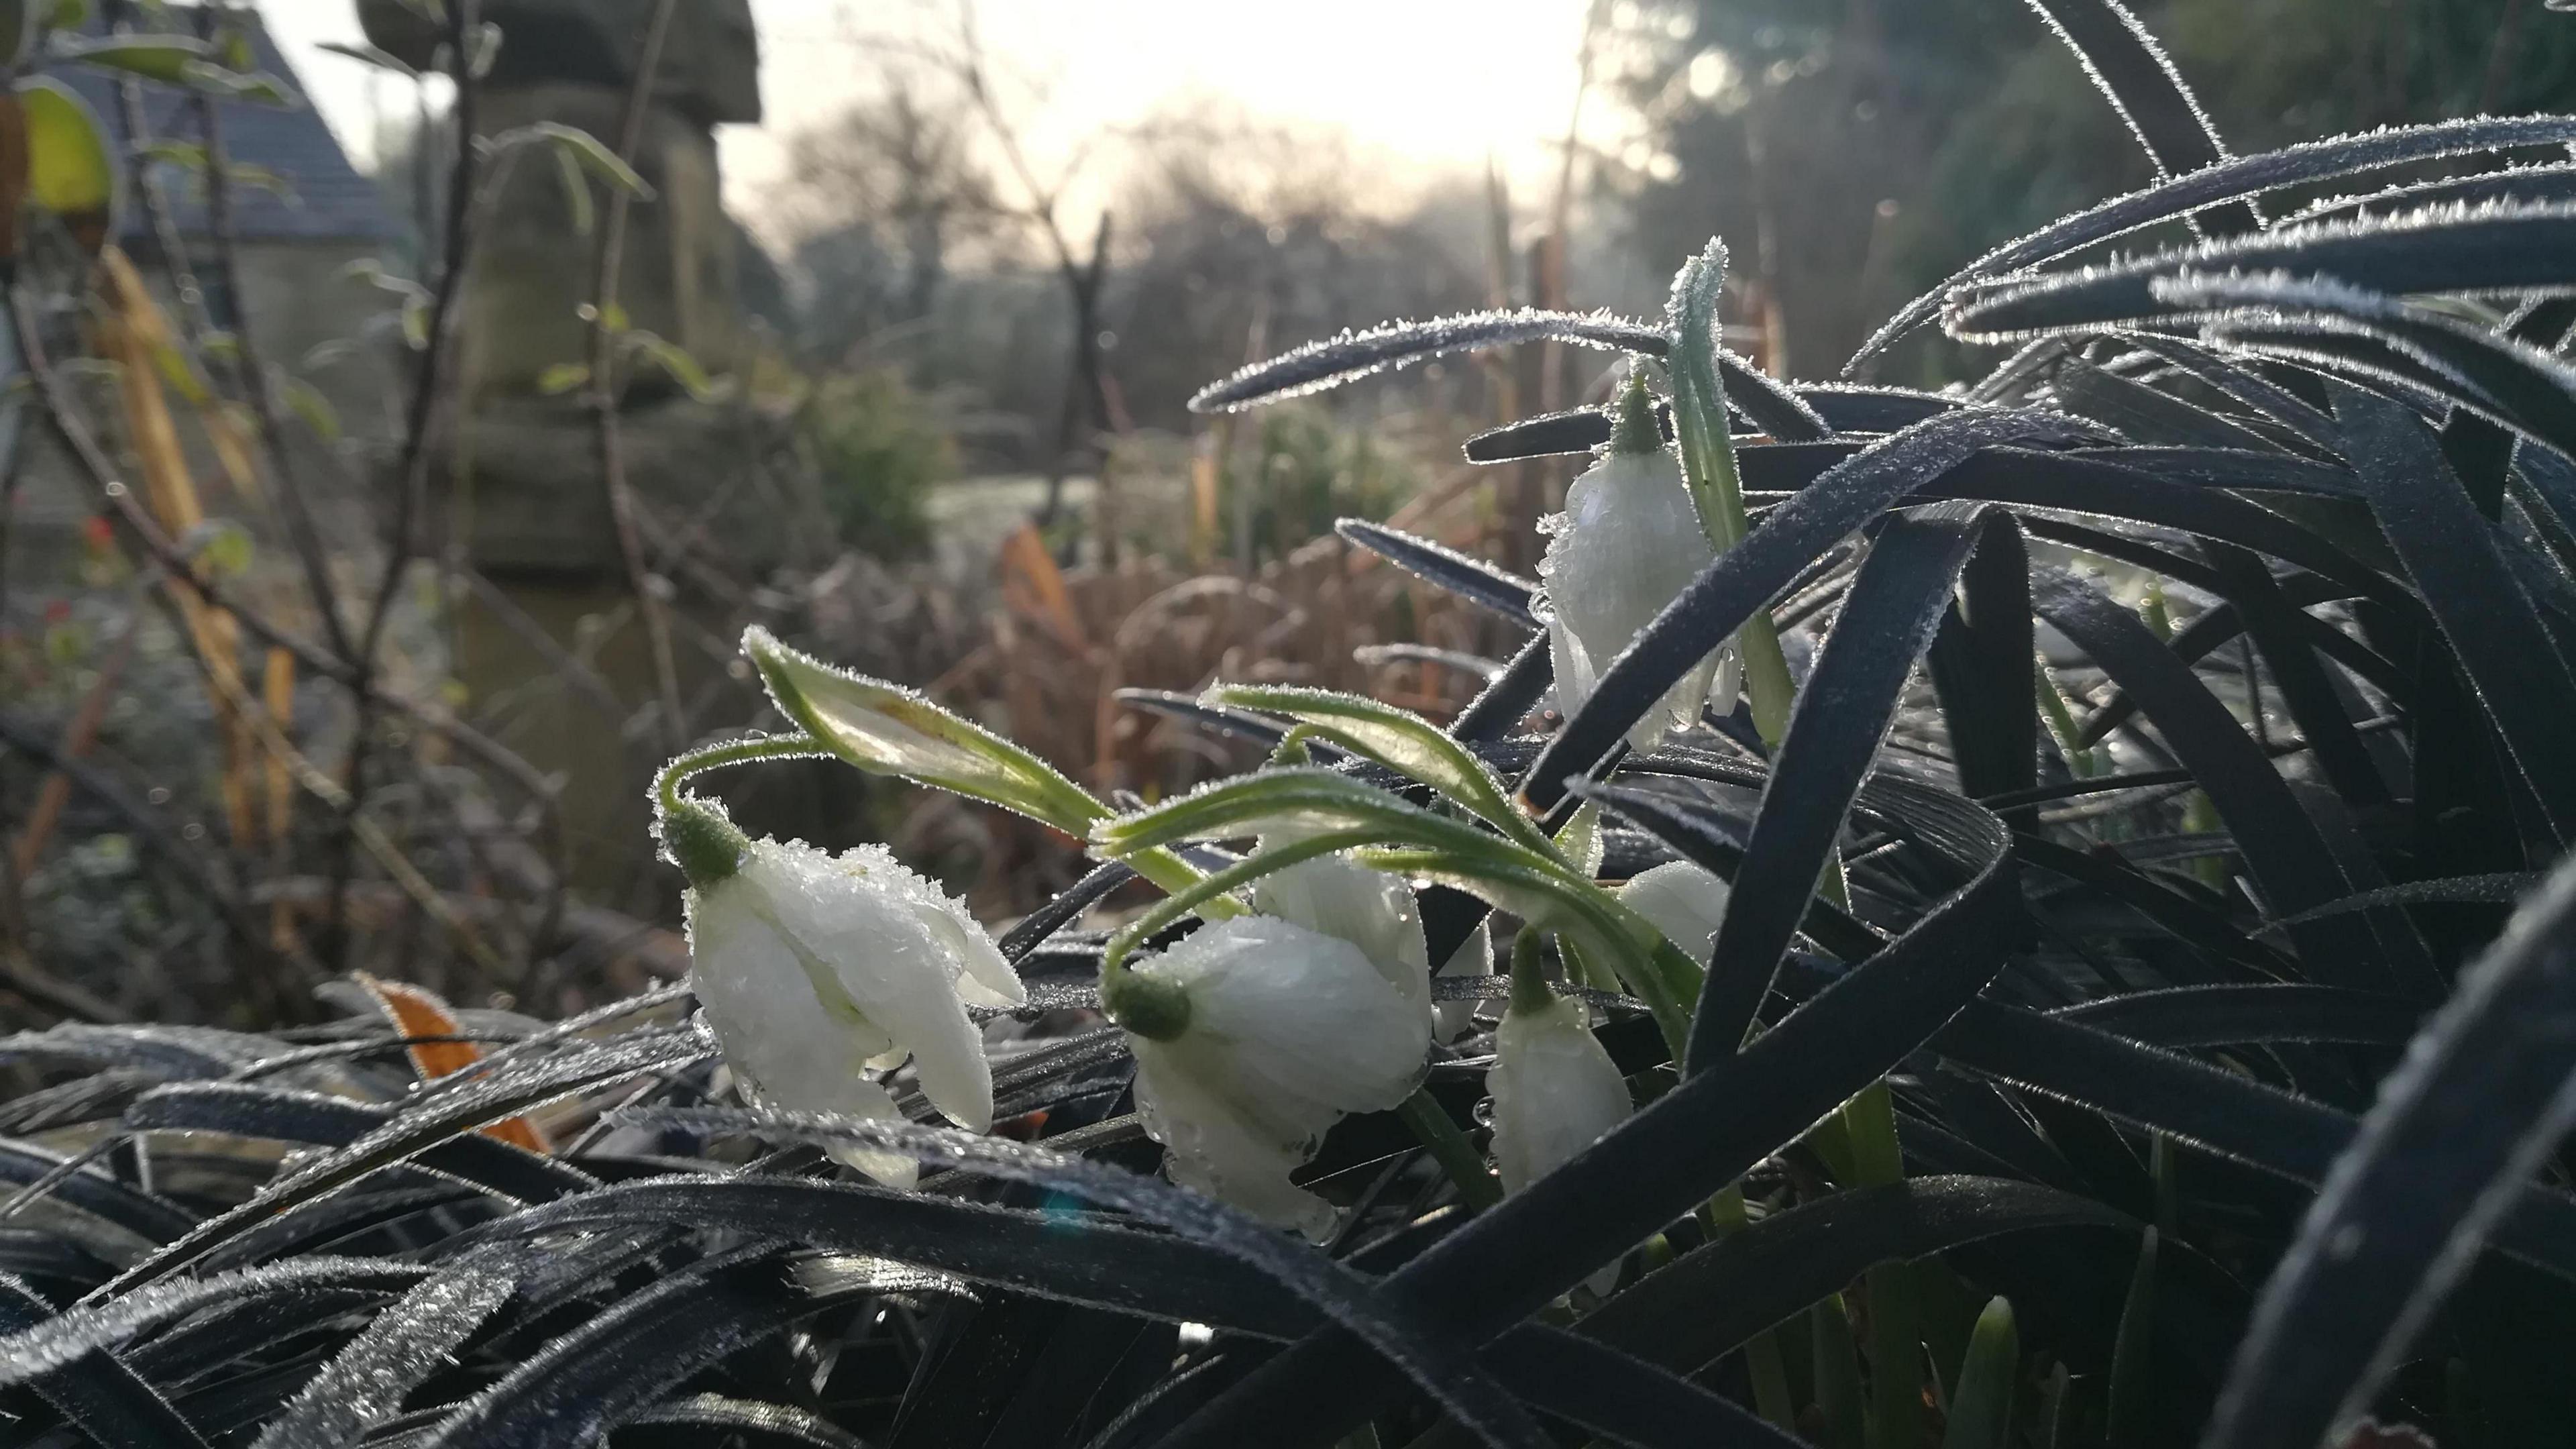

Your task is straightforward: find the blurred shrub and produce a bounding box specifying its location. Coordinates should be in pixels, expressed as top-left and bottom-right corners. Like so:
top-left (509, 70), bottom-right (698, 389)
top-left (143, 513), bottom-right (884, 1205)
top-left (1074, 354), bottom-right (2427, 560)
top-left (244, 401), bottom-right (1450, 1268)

top-left (800, 368), bottom-right (955, 557)
top-left (1236, 400), bottom-right (1415, 561)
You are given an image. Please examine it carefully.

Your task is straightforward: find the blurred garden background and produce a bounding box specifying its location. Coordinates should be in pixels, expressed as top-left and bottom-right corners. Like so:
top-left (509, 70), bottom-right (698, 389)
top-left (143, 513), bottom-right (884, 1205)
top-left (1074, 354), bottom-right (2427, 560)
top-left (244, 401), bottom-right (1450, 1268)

top-left (5, 0), bottom-right (2572, 1026)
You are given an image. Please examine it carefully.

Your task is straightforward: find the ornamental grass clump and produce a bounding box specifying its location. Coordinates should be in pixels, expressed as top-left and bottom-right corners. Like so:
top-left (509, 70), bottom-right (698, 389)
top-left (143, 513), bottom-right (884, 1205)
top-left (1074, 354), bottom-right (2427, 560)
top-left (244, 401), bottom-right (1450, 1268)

top-left (15, 4), bottom-right (2576, 1446)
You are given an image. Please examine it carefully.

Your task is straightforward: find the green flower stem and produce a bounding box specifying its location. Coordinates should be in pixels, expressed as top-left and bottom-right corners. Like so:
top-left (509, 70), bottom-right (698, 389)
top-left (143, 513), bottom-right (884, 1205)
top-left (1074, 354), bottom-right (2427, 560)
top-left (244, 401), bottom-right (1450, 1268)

top-left (2035, 657), bottom-right (2097, 777)
top-left (1703, 1183), bottom-right (1801, 1432)
top-left (1395, 1089), bottom-right (1502, 1212)
top-left (1669, 244), bottom-right (1796, 748)
top-left (652, 733), bottom-right (826, 816)
top-left (1846, 1078), bottom-right (1924, 1449)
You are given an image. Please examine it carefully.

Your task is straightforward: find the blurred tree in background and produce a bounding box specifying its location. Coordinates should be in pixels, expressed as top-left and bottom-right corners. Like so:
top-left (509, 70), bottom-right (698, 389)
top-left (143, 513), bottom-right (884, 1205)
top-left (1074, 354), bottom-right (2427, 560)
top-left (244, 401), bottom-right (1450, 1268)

top-left (1606, 0), bottom-right (2576, 382)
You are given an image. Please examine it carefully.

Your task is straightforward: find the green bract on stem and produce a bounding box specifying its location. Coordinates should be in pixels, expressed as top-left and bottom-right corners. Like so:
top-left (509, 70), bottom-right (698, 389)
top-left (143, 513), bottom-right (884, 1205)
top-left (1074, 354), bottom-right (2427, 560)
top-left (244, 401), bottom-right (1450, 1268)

top-left (736, 625), bottom-right (1212, 902)
top-left (1668, 240), bottom-right (1796, 747)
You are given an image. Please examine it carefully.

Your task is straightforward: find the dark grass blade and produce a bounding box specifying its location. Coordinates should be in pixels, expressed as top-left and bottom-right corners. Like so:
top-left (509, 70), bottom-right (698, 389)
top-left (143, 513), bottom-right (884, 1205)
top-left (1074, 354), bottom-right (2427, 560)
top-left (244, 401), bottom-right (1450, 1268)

top-left (2137, 274), bottom-right (2576, 472)
top-left (1334, 519), bottom-right (1536, 627)
top-left (123, 1083), bottom-right (594, 1204)
top-left (1463, 403), bottom-right (1631, 462)
top-left (1576, 1175), bottom-right (2131, 1379)
top-left (2051, 985), bottom-right (2425, 1048)
top-left (1735, 443), bottom-right (2406, 608)
top-left (1144, 777), bottom-right (2016, 1448)
top-left (1480, 1327), bottom-right (1804, 1449)
top-left (458, 1173), bottom-right (1312, 1339)
top-left (2029, 568), bottom-right (2411, 992)
top-left (1460, 388), bottom-right (1947, 464)
top-left (1448, 633), bottom-right (1553, 744)
top-left (1525, 410), bottom-right (2097, 811)
top-left (2052, 358), bottom-right (2284, 451)
top-left (0, 1273), bottom-right (212, 1449)
top-left (2198, 541), bottom-right (2393, 811)
top-left (625, 1395), bottom-right (867, 1449)
top-left (0, 1140), bottom-right (198, 1244)
top-left (1688, 505), bottom-right (2024, 1068)
top-left (2334, 384), bottom-right (2576, 845)
top-left (1948, 203), bottom-right (2576, 341)
top-left (621, 1108), bottom-right (1560, 1449)
top-left (1925, 513), bottom-right (2039, 800)
top-left (104, 1028), bottom-right (707, 1291)
top-left (2291, 162), bottom-right (2576, 231)
top-left (1579, 780), bottom-right (1884, 964)
top-left (1189, 309), bottom-right (1661, 411)
top-left (0, 1258), bottom-right (429, 1389)
top-left (2205, 853), bottom-right (2576, 1448)
top-left (1931, 1002), bottom-right (2576, 1285)
top-left (2015, 834), bottom-right (2295, 982)
top-left (123, 1285), bottom-right (400, 1389)
top-left (418, 1246), bottom-right (893, 1449)
top-left (996, 861), bottom-right (1136, 963)
top-left (2110, 333), bottom-right (2345, 454)
top-left (1849, 116), bottom-right (2576, 370)
top-left (249, 1263), bottom-right (517, 1449)
top-left (1794, 384), bottom-right (1964, 433)
top-left (2257, 873), bottom-right (2546, 934)
top-left (2021, 0), bottom-right (2255, 229)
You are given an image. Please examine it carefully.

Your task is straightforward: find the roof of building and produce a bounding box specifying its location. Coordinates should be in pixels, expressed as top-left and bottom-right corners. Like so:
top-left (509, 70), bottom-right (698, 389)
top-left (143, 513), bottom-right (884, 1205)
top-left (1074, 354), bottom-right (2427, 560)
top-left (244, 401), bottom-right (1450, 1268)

top-left (48, 8), bottom-right (394, 246)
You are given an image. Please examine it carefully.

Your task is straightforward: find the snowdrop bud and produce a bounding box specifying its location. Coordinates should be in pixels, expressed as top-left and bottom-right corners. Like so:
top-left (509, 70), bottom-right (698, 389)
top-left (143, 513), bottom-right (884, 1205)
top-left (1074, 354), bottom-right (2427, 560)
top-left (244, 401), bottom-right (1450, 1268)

top-left (671, 797), bottom-right (1026, 1188)
top-left (1488, 931), bottom-right (1633, 1289)
top-left (1619, 859), bottom-right (1732, 967)
top-left (1117, 915), bottom-right (1430, 1238)
top-left (1537, 368), bottom-right (1725, 749)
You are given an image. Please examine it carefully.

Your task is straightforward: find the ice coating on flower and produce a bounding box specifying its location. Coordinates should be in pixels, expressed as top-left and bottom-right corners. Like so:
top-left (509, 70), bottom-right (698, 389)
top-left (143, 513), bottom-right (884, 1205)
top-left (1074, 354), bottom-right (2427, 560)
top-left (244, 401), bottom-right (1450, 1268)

top-left (1619, 859), bottom-right (1732, 967)
top-left (1537, 445), bottom-right (1723, 749)
top-left (1432, 920), bottom-right (1493, 1041)
top-left (1489, 991), bottom-right (1633, 1195)
top-left (1245, 840), bottom-right (1433, 1040)
top-left (685, 835), bottom-right (1025, 1187)
top-left (1126, 914), bottom-right (1430, 1238)
top-left (1489, 985), bottom-right (1633, 1291)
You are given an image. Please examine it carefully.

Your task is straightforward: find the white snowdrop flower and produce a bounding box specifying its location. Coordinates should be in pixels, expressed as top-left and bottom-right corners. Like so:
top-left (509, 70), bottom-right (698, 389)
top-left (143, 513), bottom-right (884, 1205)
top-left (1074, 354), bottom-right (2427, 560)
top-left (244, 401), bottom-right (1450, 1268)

top-left (665, 797), bottom-right (1025, 1189)
top-left (1244, 839), bottom-right (1434, 1041)
top-left (1487, 934), bottom-right (1633, 1289)
top-left (1536, 368), bottom-right (1729, 749)
top-left (1619, 859), bottom-right (1733, 967)
top-left (1114, 914), bottom-right (1430, 1239)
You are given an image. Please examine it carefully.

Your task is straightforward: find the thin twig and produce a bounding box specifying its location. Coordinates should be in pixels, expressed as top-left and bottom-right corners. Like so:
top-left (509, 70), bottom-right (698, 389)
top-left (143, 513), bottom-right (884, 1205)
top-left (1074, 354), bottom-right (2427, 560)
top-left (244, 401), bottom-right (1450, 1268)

top-left (586, 0), bottom-right (687, 751)
top-left (191, 0), bottom-right (359, 666)
top-left (336, 0), bottom-right (486, 961)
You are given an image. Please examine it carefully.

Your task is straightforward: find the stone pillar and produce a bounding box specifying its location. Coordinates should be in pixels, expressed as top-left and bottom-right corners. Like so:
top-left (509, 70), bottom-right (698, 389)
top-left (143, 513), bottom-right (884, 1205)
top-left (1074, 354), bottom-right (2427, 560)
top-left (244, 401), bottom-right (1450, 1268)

top-left (360, 0), bottom-right (817, 893)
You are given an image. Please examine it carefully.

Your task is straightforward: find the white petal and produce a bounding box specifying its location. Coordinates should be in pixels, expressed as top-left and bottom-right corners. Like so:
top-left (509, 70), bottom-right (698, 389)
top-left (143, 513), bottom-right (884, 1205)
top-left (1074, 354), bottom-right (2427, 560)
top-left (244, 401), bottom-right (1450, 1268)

top-left (1541, 449), bottom-right (1723, 748)
top-left (743, 841), bottom-right (999, 1133)
top-left (1489, 994), bottom-right (1631, 1196)
top-left (1432, 920), bottom-right (1492, 1041)
top-left (816, 1074), bottom-right (922, 1190)
top-left (1142, 916), bottom-right (1428, 1114)
top-left (1248, 849), bottom-right (1432, 1038)
top-left (1619, 860), bottom-right (1731, 967)
top-left (687, 881), bottom-right (895, 1104)
top-left (1134, 1040), bottom-right (1337, 1239)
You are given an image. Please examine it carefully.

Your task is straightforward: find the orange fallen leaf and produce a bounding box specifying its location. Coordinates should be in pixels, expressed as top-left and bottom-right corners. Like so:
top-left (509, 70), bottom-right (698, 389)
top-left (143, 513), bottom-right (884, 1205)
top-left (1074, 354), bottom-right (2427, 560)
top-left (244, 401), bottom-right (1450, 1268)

top-left (352, 973), bottom-right (548, 1153)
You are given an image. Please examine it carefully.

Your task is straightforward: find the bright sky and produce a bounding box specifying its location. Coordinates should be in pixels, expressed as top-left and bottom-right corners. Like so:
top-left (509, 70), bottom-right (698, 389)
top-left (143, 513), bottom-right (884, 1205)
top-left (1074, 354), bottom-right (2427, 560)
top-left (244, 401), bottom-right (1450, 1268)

top-left (260, 0), bottom-right (1609, 238)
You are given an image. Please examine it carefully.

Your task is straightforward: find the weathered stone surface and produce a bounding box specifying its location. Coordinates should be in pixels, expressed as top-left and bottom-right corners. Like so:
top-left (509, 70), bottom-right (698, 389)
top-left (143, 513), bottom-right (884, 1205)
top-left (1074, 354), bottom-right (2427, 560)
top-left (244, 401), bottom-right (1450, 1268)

top-left (452, 395), bottom-right (830, 580)
top-left (463, 83), bottom-right (741, 400)
top-left (356, 0), bottom-right (760, 125)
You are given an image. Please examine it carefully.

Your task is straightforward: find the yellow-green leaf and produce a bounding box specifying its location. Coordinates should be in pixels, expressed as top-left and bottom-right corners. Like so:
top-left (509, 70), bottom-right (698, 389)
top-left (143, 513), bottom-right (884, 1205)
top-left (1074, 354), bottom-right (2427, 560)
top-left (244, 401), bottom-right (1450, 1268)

top-left (17, 77), bottom-right (115, 249)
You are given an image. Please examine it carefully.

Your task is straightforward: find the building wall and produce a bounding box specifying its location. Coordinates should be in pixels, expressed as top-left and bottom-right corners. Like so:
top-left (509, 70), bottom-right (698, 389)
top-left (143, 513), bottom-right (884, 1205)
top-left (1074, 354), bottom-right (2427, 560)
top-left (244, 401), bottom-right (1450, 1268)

top-left (5, 238), bottom-right (401, 586)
